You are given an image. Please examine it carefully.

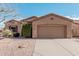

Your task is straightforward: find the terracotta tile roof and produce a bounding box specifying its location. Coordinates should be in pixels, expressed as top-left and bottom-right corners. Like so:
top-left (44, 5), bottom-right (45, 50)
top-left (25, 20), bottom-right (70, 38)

top-left (5, 20), bottom-right (22, 24)
top-left (73, 20), bottom-right (79, 23)
top-left (73, 20), bottom-right (79, 25)
top-left (21, 16), bottom-right (38, 22)
top-left (5, 13), bottom-right (79, 25)
top-left (21, 13), bottom-right (74, 23)
top-left (36, 13), bottom-right (73, 22)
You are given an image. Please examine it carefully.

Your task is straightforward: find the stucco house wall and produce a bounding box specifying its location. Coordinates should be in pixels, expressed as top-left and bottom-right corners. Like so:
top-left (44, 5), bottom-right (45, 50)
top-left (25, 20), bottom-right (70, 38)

top-left (72, 21), bottom-right (79, 37)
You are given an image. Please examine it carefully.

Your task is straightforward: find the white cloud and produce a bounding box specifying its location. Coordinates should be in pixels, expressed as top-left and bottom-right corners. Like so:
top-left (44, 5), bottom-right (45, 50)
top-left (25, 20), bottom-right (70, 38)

top-left (65, 16), bottom-right (79, 20)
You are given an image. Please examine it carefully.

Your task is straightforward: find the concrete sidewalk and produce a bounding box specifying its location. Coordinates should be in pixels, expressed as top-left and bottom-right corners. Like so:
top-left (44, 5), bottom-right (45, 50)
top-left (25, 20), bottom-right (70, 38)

top-left (33, 39), bottom-right (79, 56)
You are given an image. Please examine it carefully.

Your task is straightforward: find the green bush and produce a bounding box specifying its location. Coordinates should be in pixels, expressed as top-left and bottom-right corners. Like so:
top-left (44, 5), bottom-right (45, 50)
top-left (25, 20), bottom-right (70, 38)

top-left (21, 24), bottom-right (32, 38)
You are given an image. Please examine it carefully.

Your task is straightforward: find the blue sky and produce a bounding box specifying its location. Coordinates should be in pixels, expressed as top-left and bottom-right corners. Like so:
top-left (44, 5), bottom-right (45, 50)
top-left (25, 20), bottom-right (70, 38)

top-left (12, 3), bottom-right (79, 18)
top-left (1, 3), bottom-right (79, 29)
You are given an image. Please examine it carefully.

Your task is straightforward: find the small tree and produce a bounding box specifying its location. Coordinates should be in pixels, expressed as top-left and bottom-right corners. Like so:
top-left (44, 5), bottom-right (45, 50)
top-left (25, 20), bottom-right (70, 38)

top-left (0, 4), bottom-right (21, 27)
top-left (21, 24), bottom-right (32, 38)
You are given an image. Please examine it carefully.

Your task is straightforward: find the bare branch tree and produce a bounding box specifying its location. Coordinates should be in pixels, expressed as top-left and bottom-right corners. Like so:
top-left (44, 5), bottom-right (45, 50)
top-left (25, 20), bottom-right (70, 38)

top-left (0, 4), bottom-right (20, 23)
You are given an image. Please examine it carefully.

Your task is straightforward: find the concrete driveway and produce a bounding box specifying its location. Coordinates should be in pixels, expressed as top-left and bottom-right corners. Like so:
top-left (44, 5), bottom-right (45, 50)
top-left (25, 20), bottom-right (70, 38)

top-left (33, 38), bottom-right (79, 56)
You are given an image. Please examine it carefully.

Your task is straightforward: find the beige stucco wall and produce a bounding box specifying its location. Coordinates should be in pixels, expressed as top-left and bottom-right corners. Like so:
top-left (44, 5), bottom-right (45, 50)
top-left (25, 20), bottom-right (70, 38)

top-left (21, 22), bottom-right (28, 25)
top-left (32, 15), bottom-right (72, 38)
top-left (72, 23), bottom-right (79, 37)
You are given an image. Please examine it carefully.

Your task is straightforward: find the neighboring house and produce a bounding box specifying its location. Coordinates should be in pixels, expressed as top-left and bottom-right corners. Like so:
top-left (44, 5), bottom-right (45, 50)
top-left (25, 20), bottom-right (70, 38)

top-left (4, 13), bottom-right (79, 38)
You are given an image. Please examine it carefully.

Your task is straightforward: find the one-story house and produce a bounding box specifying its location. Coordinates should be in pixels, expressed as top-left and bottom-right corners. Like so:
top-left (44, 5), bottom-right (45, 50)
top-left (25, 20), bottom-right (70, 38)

top-left (4, 13), bottom-right (79, 38)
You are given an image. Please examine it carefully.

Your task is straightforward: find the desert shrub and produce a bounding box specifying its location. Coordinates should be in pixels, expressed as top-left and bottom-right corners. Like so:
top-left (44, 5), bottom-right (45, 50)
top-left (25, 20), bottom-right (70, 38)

top-left (21, 24), bottom-right (32, 38)
top-left (2, 29), bottom-right (13, 37)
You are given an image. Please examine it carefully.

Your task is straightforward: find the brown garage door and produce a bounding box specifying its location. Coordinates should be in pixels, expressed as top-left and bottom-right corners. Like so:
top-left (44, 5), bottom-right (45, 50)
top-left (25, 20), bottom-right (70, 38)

top-left (37, 25), bottom-right (66, 38)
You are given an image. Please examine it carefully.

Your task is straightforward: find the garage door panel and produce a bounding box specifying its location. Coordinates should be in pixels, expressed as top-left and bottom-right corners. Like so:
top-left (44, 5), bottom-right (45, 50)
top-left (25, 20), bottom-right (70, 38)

top-left (37, 25), bottom-right (66, 38)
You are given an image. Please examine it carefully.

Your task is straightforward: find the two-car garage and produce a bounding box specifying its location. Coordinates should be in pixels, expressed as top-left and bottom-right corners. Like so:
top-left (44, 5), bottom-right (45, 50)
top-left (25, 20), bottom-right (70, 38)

top-left (32, 14), bottom-right (72, 38)
top-left (37, 25), bottom-right (66, 38)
